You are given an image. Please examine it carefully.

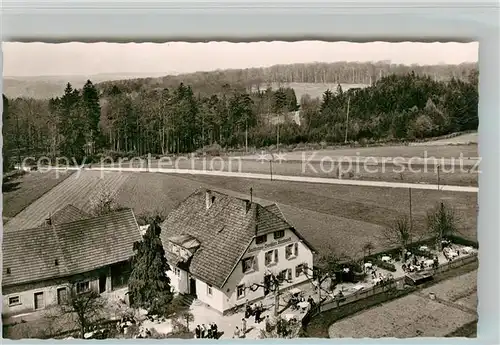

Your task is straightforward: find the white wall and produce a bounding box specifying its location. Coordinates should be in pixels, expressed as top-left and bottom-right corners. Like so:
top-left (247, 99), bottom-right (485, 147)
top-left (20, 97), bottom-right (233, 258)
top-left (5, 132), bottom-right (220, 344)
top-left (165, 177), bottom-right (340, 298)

top-left (195, 279), bottom-right (226, 313)
top-left (222, 229), bottom-right (314, 312)
top-left (167, 267), bottom-right (189, 295)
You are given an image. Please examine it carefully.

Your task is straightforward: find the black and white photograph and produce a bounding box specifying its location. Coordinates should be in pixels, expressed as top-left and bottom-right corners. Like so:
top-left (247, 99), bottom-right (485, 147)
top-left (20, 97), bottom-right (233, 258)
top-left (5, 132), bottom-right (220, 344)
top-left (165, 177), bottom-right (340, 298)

top-left (2, 40), bottom-right (479, 339)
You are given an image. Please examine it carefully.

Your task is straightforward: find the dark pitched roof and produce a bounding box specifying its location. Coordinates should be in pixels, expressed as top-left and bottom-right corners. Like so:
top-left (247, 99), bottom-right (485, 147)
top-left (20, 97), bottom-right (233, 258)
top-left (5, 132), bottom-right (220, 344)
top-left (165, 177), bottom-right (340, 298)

top-left (264, 204), bottom-right (286, 220)
top-left (39, 204), bottom-right (90, 227)
top-left (159, 189), bottom-right (310, 289)
top-left (2, 209), bottom-right (141, 287)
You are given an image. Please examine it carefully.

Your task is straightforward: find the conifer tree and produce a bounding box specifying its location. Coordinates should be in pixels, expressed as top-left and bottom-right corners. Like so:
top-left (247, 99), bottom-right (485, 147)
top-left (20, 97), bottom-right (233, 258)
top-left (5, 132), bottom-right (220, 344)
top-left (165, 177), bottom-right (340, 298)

top-left (128, 220), bottom-right (173, 316)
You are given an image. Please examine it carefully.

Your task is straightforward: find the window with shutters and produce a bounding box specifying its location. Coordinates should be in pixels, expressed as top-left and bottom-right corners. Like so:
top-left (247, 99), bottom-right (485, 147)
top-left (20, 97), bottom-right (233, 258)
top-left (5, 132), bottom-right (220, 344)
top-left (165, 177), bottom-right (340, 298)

top-left (295, 263), bottom-right (308, 277)
top-left (265, 249), bottom-right (279, 266)
top-left (285, 243), bottom-right (299, 259)
top-left (255, 234), bottom-right (267, 245)
top-left (242, 256), bottom-right (256, 274)
top-left (236, 285), bottom-right (245, 299)
top-left (278, 268), bottom-right (292, 283)
top-left (274, 230), bottom-right (285, 239)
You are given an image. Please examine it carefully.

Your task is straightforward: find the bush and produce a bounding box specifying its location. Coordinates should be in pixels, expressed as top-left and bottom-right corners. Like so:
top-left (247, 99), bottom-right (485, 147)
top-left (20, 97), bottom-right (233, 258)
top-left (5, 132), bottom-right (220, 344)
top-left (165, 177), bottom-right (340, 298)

top-left (375, 260), bottom-right (397, 272)
top-left (448, 235), bottom-right (479, 249)
top-left (409, 248), bottom-right (434, 259)
top-left (203, 143), bottom-right (222, 156)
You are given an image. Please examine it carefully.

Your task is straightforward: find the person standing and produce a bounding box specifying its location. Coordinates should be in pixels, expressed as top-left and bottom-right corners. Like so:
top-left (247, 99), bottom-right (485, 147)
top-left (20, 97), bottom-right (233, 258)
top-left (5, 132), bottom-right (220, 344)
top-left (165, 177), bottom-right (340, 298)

top-left (241, 318), bottom-right (247, 334)
top-left (233, 326), bottom-right (240, 339)
top-left (195, 325), bottom-right (201, 339)
top-left (244, 299), bottom-right (250, 318)
top-left (212, 323), bottom-right (218, 339)
top-left (201, 324), bottom-right (207, 338)
top-left (254, 306), bottom-right (261, 323)
top-left (265, 315), bottom-right (272, 332)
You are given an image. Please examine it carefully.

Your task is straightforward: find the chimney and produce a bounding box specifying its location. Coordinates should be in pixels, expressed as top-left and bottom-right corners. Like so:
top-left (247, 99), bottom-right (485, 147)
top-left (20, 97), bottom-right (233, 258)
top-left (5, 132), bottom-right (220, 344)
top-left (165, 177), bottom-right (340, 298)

top-left (45, 213), bottom-right (52, 226)
top-left (205, 190), bottom-right (214, 210)
top-left (246, 188), bottom-right (253, 214)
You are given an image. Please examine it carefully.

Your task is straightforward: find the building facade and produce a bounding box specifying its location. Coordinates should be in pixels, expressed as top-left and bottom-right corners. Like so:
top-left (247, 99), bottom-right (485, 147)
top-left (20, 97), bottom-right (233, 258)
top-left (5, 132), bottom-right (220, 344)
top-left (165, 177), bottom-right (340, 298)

top-left (160, 189), bottom-right (315, 314)
top-left (2, 207), bottom-right (141, 318)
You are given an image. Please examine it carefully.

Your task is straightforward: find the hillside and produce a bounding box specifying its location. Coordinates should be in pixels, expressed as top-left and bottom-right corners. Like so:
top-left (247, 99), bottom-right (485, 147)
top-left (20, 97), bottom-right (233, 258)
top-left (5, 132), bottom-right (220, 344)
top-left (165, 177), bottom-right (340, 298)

top-left (3, 61), bottom-right (477, 99)
top-left (2, 72), bottom-right (172, 99)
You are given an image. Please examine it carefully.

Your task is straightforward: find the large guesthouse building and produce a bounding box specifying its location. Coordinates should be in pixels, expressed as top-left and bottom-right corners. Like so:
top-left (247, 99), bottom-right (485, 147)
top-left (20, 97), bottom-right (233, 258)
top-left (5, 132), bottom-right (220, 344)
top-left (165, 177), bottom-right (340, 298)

top-left (160, 189), bottom-right (315, 314)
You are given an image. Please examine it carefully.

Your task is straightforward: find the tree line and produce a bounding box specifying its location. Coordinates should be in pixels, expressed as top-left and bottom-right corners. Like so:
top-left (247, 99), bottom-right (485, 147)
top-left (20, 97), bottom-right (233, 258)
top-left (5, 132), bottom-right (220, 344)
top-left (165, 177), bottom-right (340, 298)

top-left (97, 61), bottom-right (477, 96)
top-left (2, 65), bottom-right (478, 168)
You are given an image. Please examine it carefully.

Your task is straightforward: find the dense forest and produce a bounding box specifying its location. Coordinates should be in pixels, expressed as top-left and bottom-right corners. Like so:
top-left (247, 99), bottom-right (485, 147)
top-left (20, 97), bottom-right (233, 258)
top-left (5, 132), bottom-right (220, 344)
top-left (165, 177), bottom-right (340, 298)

top-left (2, 62), bottom-right (478, 169)
top-left (97, 61), bottom-right (477, 96)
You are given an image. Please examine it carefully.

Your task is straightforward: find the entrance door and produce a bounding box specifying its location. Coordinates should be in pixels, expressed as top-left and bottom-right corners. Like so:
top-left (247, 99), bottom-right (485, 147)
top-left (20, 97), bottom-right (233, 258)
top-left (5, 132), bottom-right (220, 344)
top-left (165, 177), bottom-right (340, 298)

top-left (189, 278), bottom-right (197, 296)
top-left (99, 275), bottom-right (107, 293)
top-left (57, 287), bottom-right (67, 305)
top-left (34, 292), bottom-right (44, 310)
top-left (263, 274), bottom-right (271, 296)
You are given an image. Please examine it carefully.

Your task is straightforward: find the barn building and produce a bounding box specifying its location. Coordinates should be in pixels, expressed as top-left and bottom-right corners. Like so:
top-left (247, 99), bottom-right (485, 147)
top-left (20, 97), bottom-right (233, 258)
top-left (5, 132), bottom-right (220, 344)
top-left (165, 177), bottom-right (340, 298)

top-left (2, 206), bottom-right (141, 318)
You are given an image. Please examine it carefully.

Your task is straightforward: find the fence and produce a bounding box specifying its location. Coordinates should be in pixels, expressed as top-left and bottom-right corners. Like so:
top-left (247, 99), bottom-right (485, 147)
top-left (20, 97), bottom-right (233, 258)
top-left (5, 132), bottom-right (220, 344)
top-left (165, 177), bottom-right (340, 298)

top-left (303, 251), bottom-right (478, 325)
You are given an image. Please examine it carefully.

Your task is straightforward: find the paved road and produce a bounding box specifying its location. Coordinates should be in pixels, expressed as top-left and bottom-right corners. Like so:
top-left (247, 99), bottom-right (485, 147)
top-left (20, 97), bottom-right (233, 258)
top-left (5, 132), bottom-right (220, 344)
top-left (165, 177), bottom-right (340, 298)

top-left (234, 154), bottom-right (480, 167)
top-left (59, 166), bottom-right (478, 193)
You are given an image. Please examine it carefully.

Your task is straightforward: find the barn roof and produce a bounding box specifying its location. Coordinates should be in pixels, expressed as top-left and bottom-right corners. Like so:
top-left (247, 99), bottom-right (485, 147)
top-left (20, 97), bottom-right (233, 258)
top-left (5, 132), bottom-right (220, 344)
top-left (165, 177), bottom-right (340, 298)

top-left (2, 208), bottom-right (141, 287)
top-left (38, 204), bottom-right (91, 227)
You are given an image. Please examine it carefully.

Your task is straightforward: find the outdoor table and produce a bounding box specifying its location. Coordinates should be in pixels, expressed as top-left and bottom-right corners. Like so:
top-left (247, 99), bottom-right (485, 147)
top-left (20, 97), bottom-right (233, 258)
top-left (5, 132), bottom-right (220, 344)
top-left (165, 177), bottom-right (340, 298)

top-left (381, 256), bottom-right (391, 262)
top-left (353, 284), bottom-right (365, 291)
top-left (462, 246), bottom-right (473, 254)
top-left (297, 302), bottom-right (309, 312)
top-left (419, 246), bottom-right (429, 251)
top-left (364, 262), bottom-right (373, 269)
top-left (424, 259), bottom-right (434, 267)
top-left (343, 268), bottom-right (350, 273)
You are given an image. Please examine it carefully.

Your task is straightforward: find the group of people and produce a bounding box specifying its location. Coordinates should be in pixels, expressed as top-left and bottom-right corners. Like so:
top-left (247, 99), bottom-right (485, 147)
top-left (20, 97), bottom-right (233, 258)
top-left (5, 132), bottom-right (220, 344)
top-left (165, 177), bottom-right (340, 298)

top-left (289, 293), bottom-right (315, 311)
top-left (244, 300), bottom-right (264, 323)
top-left (402, 254), bottom-right (439, 273)
top-left (443, 246), bottom-right (459, 262)
top-left (194, 323), bottom-right (219, 339)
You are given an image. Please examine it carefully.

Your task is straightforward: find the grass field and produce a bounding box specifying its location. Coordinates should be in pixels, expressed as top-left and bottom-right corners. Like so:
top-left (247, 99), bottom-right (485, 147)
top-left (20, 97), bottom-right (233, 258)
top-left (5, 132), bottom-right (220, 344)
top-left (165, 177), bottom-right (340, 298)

top-left (100, 143), bottom-right (479, 187)
top-left (180, 174), bottom-right (477, 241)
top-left (328, 292), bottom-right (477, 338)
top-left (411, 132), bottom-right (478, 146)
top-left (2, 170), bottom-right (74, 221)
top-left (4, 170), bottom-right (477, 258)
top-left (420, 270), bottom-right (477, 306)
top-left (327, 269), bottom-right (478, 338)
top-left (3, 170), bottom-right (130, 231)
top-left (104, 159), bottom-right (478, 187)
top-left (240, 143), bottom-right (478, 159)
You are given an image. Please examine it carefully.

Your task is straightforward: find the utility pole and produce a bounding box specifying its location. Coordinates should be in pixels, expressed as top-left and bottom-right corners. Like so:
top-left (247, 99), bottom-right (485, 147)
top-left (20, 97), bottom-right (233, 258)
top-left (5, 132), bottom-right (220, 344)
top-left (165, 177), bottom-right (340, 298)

top-left (16, 113), bottom-right (21, 169)
top-left (269, 152), bottom-right (274, 181)
top-left (317, 273), bottom-right (321, 306)
top-left (409, 188), bottom-right (413, 232)
top-left (437, 164), bottom-right (441, 190)
top-left (276, 122), bottom-right (280, 151)
top-left (344, 96), bottom-right (350, 143)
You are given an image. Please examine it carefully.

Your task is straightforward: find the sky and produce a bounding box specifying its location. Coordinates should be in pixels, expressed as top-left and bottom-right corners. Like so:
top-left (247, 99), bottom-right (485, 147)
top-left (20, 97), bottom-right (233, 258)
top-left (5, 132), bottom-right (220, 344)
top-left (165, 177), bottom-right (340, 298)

top-left (2, 41), bottom-right (478, 77)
